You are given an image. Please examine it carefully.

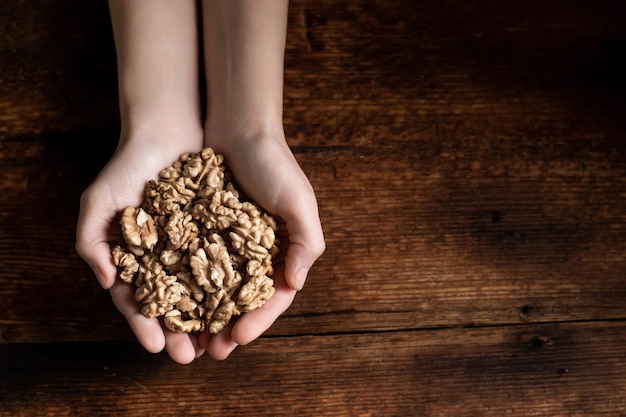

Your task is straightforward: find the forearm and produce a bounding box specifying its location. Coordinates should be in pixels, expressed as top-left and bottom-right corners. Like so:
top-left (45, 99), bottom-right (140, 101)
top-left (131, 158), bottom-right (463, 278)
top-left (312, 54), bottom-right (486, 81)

top-left (108, 0), bottom-right (201, 136)
top-left (202, 0), bottom-right (289, 140)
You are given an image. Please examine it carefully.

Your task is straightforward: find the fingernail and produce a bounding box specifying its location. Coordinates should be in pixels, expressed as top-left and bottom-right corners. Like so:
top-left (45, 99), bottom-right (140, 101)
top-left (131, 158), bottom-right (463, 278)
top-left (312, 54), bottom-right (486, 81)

top-left (295, 268), bottom-right (309, 291)
top-left (93, 267), bottom-right (108, 289)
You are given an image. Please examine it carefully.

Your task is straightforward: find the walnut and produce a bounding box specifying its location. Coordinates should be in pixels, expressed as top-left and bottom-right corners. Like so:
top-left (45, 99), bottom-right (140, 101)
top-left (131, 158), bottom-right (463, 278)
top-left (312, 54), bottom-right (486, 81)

top-left (192, 190), bottom-right (241, 230)
top-left (190, 241), bottom-right (241, 291)
top-left (111, 147), bottom-right (278, 334)
top-left (164, 310), bottom-right (204, 333)
top-left (160, 249), bottom-right (183, 268)
top-left (229, 232), bottom-right (269, 261)
top-left (164, 210), bottom-right (198, 250)
top-left (176, 271), bottom-right (204, 302)
top-left (111, 245), bottom-right (139, 283)
top-left (120, 207), bottom-right (158, 254)
top-left (246, 257), bottom-right (274, 278)
top-left (209, 300), bottom-right (236, 334)
top-left (204, 288), bottom-right (227, 321)
top-left (135, 272), bottom-right (184, 318)
top-left (237, 275), bottom-right (275, 312)
top-left (145, 180), bottom-right (194, 215)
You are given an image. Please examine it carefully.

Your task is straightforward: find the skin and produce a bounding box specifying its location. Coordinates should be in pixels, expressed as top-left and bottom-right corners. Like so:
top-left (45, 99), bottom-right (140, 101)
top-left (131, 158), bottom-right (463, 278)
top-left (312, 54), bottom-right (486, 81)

top-left (76, 0), bottom-right (325, 363)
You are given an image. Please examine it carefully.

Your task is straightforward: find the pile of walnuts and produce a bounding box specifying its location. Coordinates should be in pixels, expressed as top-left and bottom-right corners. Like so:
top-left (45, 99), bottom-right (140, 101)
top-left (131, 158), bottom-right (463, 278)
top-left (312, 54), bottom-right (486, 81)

top-left (111, 147), bottom-right (278, 334)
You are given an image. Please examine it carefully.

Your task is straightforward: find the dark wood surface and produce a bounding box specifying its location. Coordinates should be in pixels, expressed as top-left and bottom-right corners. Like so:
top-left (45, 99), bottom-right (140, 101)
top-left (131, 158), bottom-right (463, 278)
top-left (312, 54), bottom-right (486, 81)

top-left (1, 0), bottom-right (625, 415)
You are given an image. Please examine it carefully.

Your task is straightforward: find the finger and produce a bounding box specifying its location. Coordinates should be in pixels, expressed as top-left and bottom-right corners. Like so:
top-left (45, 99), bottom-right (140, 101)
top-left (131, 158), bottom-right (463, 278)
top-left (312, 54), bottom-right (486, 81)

top-left (164, 329), bottom-right (199, 364)
top-left (281, 193), bottom-right (325, 291)
top-left (109, 280), bottom-right (165, 354)
top-left (186, 332), bottom-right (206, 358)
top-left (76, 190), bottom-right (118, 289)
top-left (202, 323), bottom-right (239, 360)
top-left (231, 265), bottom-right (296, 345)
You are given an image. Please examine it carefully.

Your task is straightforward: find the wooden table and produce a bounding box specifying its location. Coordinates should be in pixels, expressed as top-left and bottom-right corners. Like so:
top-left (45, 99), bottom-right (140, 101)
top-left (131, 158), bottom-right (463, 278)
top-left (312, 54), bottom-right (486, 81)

top-left (1, 1), bottom-right (625, 415)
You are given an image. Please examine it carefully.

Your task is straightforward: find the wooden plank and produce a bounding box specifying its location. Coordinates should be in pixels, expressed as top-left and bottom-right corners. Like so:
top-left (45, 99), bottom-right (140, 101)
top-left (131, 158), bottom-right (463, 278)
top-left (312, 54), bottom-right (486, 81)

top-left (1, 134), bottom-right (625, 342)
top-left (0, 1), bottom-right (118, 137)
top-left (0, 0), bottom-right (625, 343)
top-left (1, 1), bottom-right (625, 415)
top-left (283, 0), bottom-right (626, 147)
top-left (2, 0), bottom-right (625, 141)
top-left (1, 321), bottom-right (625, 416)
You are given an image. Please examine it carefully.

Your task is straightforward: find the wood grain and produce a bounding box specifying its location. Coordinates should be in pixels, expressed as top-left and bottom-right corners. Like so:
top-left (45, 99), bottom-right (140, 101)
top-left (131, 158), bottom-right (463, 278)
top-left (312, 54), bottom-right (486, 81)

top-left (2, 321), bottom-right (625, 416)
top-left (1, 0), bottom-right (625, 415)
top-left (1, 0), bottom-right (625, 343)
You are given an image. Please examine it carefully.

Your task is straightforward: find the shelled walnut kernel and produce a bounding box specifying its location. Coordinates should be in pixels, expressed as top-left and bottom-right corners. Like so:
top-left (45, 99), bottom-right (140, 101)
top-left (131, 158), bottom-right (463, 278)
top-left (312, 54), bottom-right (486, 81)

top-left (111, 147), bottom-right (278, 334)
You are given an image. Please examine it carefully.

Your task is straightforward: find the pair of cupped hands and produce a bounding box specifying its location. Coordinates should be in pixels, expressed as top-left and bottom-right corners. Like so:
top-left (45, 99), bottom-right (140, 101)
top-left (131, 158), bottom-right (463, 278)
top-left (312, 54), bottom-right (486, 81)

top-left (76, 124), bottom-right (325, 363)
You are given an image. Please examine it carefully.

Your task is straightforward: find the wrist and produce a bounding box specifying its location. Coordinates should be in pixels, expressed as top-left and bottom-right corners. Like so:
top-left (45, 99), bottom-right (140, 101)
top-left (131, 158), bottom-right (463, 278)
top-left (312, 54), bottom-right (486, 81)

top-left (204, 115), bottom-right (285, 154)
top-left (203, 82), bottom-right (284, 142)
top-left (118, 115), bottom-right (204, 149)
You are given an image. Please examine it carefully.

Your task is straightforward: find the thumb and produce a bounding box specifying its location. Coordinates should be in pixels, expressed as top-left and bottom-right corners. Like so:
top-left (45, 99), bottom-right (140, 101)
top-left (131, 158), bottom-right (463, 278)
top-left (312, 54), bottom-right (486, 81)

top-left (281, 193), bottom-right (325, 291)
top-left (76, 191), bottom-right (118, 289)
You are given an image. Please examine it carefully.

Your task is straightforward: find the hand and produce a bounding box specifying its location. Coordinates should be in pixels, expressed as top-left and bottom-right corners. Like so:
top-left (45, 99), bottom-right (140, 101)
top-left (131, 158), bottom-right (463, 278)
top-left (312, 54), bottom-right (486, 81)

top-left (76, 129), bottom-right (206, 364)
top-left (200, 130), bottom-right (326, 359)
top-left (82, 0), bottom-right (317, 363)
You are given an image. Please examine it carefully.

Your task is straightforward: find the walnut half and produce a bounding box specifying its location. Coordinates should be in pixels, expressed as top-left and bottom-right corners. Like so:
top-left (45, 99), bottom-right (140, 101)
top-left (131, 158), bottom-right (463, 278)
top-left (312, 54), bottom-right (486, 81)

top-left (111, 147), bottom-right (278, 334)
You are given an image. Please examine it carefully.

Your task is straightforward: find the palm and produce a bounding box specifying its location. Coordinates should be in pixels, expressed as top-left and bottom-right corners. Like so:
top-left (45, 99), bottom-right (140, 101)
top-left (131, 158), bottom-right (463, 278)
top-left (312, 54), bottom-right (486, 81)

top-left (200, 135), bottom-right (325, 357)
top-left (78, 133), bottom-right (323, 361)
top-left (77, 135), bottom-right (204, 364)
